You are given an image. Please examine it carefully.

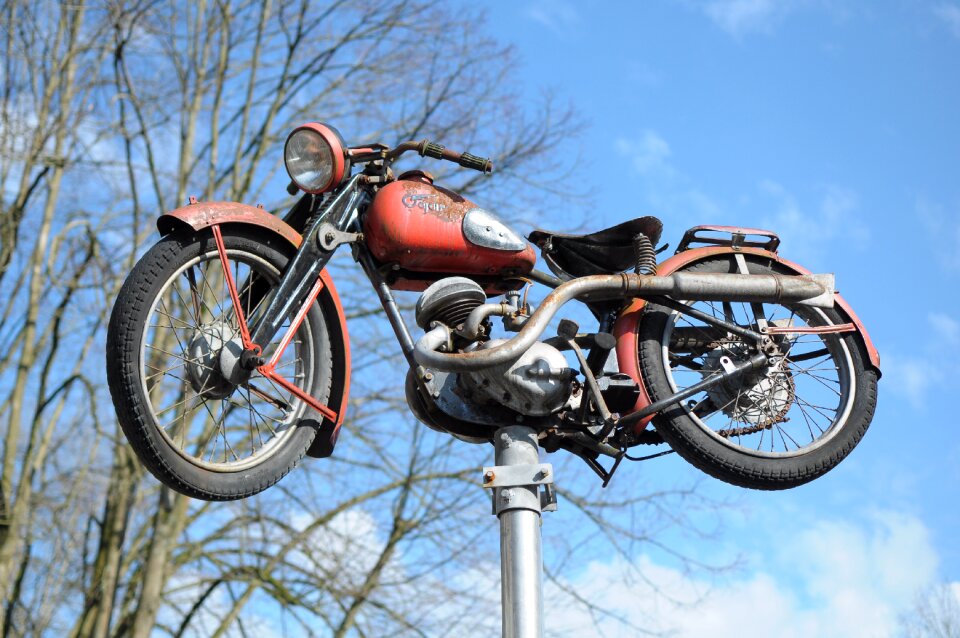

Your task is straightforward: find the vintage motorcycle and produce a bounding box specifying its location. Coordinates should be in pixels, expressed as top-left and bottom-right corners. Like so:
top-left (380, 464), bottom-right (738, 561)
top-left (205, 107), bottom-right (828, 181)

top-left (106, 122), bottom-right (880, 500)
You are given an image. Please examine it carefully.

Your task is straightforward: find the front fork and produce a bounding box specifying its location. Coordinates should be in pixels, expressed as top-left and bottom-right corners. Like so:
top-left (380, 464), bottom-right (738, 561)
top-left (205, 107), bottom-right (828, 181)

top-left (211, 176), bottom-right (365, 422)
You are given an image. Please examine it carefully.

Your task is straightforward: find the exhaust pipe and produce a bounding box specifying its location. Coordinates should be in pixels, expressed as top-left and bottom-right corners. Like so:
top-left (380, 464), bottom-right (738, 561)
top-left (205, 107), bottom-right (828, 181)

top-left (414, 271), bottom-right (834, 373)
top-left (634, 272), bottom-right (835, 308)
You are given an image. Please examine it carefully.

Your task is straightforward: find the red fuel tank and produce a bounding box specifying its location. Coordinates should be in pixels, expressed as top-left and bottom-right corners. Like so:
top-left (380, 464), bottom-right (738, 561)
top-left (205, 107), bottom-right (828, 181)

top-left (363, 175), bottom-right (536, 292)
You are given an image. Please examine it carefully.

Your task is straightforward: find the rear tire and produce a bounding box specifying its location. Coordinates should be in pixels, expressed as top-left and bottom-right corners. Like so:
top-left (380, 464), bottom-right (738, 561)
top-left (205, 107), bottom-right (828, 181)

top-left (637, 254), bottom-right (878, 490)
top-left (106, 227), bottom-right (333, 500)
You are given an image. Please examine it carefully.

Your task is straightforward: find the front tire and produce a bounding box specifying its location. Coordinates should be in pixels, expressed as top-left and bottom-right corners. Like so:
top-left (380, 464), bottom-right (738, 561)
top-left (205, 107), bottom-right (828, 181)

top-left (637, 255), bottom-right (878, 490)
top-left (106, 227), bottom-right (333, 500)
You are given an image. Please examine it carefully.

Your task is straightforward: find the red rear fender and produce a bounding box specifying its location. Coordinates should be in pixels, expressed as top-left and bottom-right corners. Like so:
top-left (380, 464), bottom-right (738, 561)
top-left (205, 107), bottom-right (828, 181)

top-left (613, 246), bottom-right (880, 433)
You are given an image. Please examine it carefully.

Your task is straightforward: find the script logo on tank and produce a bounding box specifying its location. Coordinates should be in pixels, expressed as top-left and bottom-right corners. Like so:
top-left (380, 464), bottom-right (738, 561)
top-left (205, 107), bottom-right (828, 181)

top-left (402, 193), bottom-right (447, 213)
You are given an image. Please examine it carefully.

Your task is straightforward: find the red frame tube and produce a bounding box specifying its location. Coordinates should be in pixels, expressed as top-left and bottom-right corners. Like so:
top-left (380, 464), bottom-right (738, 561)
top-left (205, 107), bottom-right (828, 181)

top-left (211, 223), bottom-right (337, 424)
top-left (212, 224), bottom-right (257, 354)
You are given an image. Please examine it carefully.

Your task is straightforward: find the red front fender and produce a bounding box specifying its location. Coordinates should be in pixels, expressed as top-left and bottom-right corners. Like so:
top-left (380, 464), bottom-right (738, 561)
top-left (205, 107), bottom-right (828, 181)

top-left (158, 201), bottom-right (351, 457)
top-left (613, 246), bottom-right (880, 432)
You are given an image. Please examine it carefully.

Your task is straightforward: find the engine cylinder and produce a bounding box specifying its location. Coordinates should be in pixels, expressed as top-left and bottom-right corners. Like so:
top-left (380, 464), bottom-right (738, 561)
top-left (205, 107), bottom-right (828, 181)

top-left (415, 277), bottom-right (486, 330)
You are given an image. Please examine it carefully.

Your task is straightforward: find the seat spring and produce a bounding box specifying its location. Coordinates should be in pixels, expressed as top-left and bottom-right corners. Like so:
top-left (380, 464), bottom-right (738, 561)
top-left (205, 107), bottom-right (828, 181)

top-left (633, 233), bottom-right (657, 275)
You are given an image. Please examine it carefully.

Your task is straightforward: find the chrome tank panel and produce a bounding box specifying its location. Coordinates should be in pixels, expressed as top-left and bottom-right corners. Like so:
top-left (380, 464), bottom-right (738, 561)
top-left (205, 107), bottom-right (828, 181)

top-left (462, 208), bottom-right (527, 250)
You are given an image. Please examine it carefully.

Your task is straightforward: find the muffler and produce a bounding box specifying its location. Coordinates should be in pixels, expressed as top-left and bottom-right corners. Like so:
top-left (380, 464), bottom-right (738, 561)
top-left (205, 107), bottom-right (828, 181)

top-left (630, 272), bottom-right (835, 308)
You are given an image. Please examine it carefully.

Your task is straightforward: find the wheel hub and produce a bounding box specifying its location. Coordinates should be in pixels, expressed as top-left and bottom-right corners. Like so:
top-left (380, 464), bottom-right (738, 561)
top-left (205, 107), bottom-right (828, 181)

top-left (702, 345), bottom-right (794, 427)
top-left (185, 322), bottom-right (248, 399)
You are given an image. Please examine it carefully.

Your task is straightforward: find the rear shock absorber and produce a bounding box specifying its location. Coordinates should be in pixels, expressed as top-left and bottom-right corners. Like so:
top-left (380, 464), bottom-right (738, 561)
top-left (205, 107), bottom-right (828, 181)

top-left (633, 233), bottom-right (657, 275)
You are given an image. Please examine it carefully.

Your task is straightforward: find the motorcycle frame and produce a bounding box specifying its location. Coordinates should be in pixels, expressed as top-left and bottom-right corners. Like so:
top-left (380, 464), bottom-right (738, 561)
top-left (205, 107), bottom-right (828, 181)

top-left (158, 176), bottom-right (880, 458)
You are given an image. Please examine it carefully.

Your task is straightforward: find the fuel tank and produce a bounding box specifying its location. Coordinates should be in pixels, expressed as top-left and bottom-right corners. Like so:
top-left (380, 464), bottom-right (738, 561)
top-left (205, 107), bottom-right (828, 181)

top-left (363, 173), bottom-right (536, 292)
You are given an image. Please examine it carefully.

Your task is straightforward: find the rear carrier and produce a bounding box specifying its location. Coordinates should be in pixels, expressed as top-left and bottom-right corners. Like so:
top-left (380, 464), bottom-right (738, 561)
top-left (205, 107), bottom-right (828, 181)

top-left (676, 225), bottom-right (781, 253)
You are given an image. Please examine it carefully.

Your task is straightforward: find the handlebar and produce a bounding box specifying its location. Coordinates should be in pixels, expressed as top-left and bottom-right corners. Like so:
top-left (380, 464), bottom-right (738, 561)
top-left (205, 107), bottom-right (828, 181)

top-left (366, 139), bottom-right (494, 174)
top-left (417, 141), bottom-right (493, 174)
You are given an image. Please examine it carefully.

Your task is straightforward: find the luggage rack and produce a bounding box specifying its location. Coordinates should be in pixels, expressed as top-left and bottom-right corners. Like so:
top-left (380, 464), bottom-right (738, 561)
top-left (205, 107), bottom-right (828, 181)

top-left (676, 224), bottom-right (781, 253)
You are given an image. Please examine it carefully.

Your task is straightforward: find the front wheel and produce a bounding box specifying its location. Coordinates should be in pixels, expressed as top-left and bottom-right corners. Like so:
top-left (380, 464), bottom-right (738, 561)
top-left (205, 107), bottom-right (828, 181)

top-left (106, 227), bottom-right (334, 500)
top-left (637, 254), bottom-right (878, 490)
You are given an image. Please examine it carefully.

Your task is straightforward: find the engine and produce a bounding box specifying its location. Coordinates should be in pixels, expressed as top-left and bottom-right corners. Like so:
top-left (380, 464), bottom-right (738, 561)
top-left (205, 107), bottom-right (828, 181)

top-left (411, 277), bottom-right (576, 418)
top-left (460, 339), bottom-right (573, 416)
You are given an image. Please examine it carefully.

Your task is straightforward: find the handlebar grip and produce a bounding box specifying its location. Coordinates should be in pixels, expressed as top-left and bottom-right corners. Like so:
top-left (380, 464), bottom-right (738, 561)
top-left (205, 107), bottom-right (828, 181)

top-left (459, 152), bottom-right (493, 174)
top-left (420, 141), bottom-right (446, 159)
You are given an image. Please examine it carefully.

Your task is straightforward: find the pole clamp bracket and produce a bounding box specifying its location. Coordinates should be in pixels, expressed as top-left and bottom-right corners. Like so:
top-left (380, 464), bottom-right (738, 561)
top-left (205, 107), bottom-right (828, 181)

top-left (482, 463), bottom-right (558, 514)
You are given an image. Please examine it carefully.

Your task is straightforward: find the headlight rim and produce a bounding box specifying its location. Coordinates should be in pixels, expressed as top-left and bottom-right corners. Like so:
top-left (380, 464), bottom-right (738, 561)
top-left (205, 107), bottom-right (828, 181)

top-left (284, 122), bottom-right (347, 194)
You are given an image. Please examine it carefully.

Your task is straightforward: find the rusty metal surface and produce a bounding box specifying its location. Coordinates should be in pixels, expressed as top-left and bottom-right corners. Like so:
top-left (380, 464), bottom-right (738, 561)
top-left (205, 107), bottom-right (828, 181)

top-left (415, 275), bottom-right (634, 372)
top-left (684, 224), bottom-right (779, 236)
top-left (613, 245), bottom-right (881, 434)
top-left (641, 271), bottom-right (832, 307)
top-left (415, 269), bottom-right (832, 373)
top-left (158, 201), bottom-right (305, 248)
top-left (363, 179), bottom-right (536, 277)
top-left (612, 301), bottom-right (655, 432)
top-left (676, 224), bottom-right (781, 252)
top-left (762, 322), bottom-right (856, 335)
top-left (156, 200), bottom-right (352, 447)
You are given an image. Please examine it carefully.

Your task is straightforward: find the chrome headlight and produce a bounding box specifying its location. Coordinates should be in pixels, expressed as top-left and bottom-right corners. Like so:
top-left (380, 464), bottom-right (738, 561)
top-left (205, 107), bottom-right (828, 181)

top-left (283, 123), bottom-right (346, 194)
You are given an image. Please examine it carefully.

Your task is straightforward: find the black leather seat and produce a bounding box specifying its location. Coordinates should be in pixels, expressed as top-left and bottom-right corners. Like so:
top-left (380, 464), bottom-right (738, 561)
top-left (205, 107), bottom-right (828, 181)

top-left (528, 216), bottom-right (663, 279)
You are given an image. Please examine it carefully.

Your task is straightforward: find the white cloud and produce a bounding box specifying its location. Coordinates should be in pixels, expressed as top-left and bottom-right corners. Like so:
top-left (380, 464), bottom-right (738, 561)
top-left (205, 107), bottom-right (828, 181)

top-left (287, 507), bottom-right (399, 590)
top-left (614, 134), bottom-right (872, 255)
top-left (882, 353), bottom-right (940, 409)
top-left (162, 568), bottom-right (285, 638)
top-left (615, 129), bottom-right (672, 175)
top-left (542, 510), bottom-right (941, 637)
top-left (525, 0), bottom-right (580, 37)
top-left (687, 0), bottom-right (851, 38)
top-left (758, 180), bottom-right (869, 265)
top-left (934, 2), bottom-right (960, 39)
top-left (614, 129), bottom-right (722, 226)
top-left (703, 0), bottom-right (789, 36)
top-left (929, 312), bottom-right (960, 347)
top-left (917, 197), bottom-right (960, 273)
top-left (186, 506), bottom-right (945, 638)
top-left (880, 313), bottom-right (959, 409)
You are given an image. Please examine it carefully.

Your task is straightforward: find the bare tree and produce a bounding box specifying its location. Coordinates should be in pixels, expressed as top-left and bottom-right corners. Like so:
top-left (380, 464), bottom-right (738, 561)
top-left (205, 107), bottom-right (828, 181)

top-left (900, 584), bottom-right (960, 638)
top-left (0, 2), bottom-right (724, 637)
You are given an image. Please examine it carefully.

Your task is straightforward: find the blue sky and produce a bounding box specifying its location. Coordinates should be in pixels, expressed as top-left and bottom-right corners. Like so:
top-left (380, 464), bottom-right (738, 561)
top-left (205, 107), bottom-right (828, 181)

top-left (452, 1), bottom-right (960, 635)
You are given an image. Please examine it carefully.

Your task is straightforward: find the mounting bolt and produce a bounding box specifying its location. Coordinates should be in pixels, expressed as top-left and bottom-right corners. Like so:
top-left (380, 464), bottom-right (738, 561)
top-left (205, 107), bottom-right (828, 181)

top-left (423, 371), bottom-right (434, 381)
top-left (484, 470), bottom-right (495, 482)
top-left (557, 318), bottom-right (579, 340)
top-left (240, 349), bottom-right (266, 370)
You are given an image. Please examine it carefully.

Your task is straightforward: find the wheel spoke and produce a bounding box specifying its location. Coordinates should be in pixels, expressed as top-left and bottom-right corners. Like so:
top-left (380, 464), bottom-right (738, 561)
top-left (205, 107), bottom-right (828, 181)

top-left (650, 254), bottom-right (861, 469)
top-left (788, 347), bottom-right (830, 363)
top-left (135, 243), bottom-right (319, 474)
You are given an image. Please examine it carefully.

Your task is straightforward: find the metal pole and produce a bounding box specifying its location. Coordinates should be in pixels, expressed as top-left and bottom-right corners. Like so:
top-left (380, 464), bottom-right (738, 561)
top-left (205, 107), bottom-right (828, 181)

top-left (489, 425), bottom-right (547, 638)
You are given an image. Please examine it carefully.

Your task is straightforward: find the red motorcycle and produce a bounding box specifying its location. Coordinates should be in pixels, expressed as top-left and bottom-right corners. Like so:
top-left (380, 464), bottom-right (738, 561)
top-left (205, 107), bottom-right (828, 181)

top-left (106, 122), bottom-right (880, 500)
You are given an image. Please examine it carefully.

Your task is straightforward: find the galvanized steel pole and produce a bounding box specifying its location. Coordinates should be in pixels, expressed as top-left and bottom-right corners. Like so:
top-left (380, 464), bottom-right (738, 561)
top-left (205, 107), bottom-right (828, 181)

top-left (492, 426), bottom-right (545, 638)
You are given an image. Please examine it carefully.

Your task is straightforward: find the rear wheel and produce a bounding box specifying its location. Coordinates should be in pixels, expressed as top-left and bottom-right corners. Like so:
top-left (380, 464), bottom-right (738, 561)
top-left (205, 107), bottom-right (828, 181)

top-left (637, 255), bottom-right (878, 490)
top-left (106, 227), bottom-right (333, 500)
